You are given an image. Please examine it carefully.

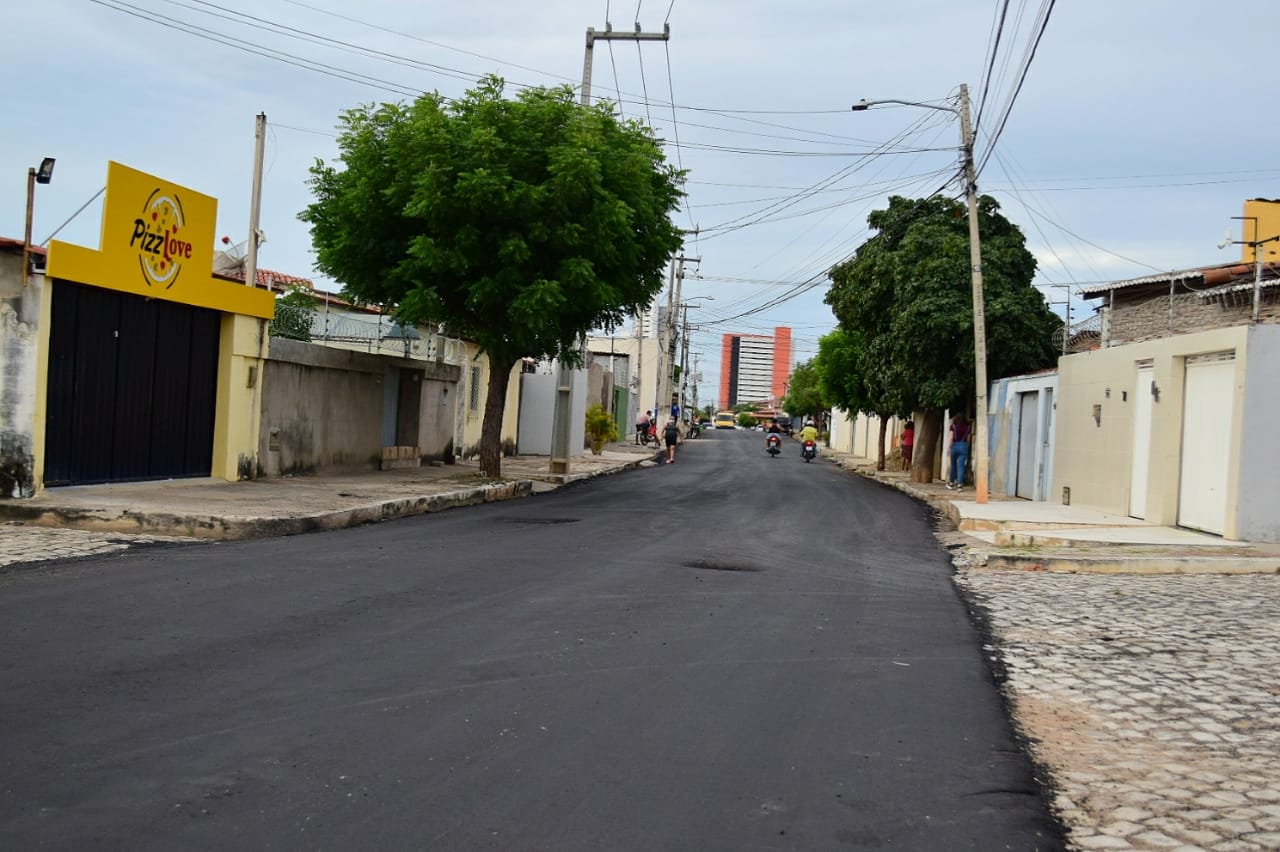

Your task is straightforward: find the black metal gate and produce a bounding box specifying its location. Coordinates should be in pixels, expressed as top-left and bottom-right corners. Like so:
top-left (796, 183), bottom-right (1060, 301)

top-left (44, 280), bottom-right (221, 486)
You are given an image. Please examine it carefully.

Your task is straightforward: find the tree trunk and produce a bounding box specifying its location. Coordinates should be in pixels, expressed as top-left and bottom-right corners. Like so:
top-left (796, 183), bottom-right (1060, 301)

top-left (876, 414), bottom-right (889, 471)
top-left (479, 355), bottom-right (517, 479)
top-left (910, 408), bottom-right (945, 483)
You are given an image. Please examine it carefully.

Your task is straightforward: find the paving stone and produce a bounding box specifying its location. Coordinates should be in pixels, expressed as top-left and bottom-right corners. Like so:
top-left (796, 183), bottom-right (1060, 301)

top-left (952, 568), bottom-right (1280, 852)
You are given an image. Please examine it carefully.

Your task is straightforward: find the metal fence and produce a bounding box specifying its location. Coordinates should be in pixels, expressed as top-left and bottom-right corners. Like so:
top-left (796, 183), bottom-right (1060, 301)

top-left (270, 302), bottom-right (465, 363)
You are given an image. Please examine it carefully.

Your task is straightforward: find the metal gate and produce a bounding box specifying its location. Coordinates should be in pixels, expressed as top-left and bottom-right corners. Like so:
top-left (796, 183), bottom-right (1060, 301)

top-left (1178, 352), bottom-right (1236, 535)
top-left (44, 280), bottom-right (221, 486)
top-left (1014, 391), bottom-right (1039, 499)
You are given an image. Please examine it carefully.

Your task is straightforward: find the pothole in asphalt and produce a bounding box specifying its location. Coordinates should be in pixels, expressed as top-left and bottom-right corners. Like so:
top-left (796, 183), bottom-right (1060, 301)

top-left (498, 517), bottom-right (582, 525)
top-left (684, 559), bottom-right (761, 573)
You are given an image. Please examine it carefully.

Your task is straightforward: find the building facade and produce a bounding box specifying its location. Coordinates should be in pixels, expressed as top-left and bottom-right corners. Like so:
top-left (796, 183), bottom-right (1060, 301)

top-left (718, 326), bottom-right (792, 409)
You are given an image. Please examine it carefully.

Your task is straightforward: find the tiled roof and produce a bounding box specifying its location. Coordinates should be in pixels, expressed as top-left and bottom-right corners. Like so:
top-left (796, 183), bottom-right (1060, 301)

top-left (0, 237), bottom-right (46, 256)
top-left (221, 267), bottom-right (315, 289)
top-left (1078, 261), bottom-right (1268, 298)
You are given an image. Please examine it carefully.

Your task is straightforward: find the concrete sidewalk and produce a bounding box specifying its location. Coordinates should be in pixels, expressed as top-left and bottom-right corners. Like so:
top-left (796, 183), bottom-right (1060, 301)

top-left (0, 443), bottom-right (662, 541)
top-left (822, 448), bottom-right (1280, 575)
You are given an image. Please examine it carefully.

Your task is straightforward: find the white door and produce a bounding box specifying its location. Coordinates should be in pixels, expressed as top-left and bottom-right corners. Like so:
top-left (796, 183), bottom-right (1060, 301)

top-left (1129, 364), bottom-right (1154, 519)
top-left (1015, 392), bottom-right (1039, 499)
top-left (1178, 353), bottom-right (1236, 535)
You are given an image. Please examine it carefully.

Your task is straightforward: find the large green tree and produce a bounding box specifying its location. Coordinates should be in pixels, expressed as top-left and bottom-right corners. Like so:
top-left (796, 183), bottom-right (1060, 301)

top-left (780, 359), bottom-right (826, 424)
top-left (302, 77), bottom-right (684, 476)
top-left (812, 328), bottom-right (901, 470)
top-left (826, 195), bottom-right (1059, 482)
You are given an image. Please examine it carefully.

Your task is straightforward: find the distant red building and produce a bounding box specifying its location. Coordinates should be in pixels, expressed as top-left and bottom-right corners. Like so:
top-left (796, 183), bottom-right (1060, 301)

top-left (718, 326), bottom-right (792, 410)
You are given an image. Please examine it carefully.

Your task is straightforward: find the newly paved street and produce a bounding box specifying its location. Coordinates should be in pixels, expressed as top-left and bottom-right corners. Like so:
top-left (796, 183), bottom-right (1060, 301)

top-left (0, 431), bottom-right (1061, 851)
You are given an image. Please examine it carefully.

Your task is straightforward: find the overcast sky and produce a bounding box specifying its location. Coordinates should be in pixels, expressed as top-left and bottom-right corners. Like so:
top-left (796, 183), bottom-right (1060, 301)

top-left (6, 0), bottom-right (1279, 386)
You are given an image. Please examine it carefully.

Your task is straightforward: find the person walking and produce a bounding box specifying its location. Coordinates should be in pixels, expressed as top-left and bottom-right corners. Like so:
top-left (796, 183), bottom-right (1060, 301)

top-left (900, 420), bottom-right (915, 471)
top-left (662, 418), bottom-right (680, 464)
top-left (947, 414), bottom-right (971, 490)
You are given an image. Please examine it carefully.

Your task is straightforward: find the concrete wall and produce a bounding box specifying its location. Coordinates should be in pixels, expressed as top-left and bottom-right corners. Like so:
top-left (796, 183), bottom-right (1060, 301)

top-left (988, 371), bottom-right (1058, 500)
top-left (1053, 325), bottom-right (1250, 532)
top-left (587, 335), bottom-right (663, 435)
top-left (0, 252), bottom-right (45, 498)
top-left (259, 338), bottom-right (460, 476)
top-left (1107, 290), bottom-right (1280, 347)
top-left (1235, 324), bottom-right (1280, 541)
top-left (516, 368), bottom-right (587, 455)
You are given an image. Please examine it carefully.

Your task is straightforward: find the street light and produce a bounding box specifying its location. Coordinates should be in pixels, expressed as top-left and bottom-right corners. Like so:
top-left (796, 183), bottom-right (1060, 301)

top-left (851, 84), bottom-right (990, 503)
top-left (22, 157), bottom-right (56, 287)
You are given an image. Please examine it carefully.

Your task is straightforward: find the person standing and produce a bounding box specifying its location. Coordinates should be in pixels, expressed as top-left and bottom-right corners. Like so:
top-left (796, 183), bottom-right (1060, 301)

top-left (636, 410), bottom-right (652, 445)
top-left (947, 414), bottom-right (971, 490)
top-left (900, 420), bottom-right (915, 471)
top-left (662, 418), bottom-right (680, 464)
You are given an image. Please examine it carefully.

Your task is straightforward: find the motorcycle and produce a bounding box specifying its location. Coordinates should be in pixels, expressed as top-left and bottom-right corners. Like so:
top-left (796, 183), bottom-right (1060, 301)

top-left (766, 433), bottom-right (782, 458)
top-left (801, 439), bottom-right (817, 463)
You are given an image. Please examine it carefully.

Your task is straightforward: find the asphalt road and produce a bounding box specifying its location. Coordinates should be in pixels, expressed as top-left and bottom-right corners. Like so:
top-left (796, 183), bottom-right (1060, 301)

top-left (0, 430), bottom-right (1064, 851)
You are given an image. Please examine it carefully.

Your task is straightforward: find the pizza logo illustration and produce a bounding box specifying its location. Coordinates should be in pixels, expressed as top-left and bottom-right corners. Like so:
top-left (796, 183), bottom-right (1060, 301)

top-left (129, 188), bottom-right (194, 288)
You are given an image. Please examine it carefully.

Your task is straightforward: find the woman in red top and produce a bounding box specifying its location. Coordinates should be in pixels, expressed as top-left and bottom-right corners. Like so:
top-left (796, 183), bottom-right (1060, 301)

top-left (900, 420), bottom-right (914, 471)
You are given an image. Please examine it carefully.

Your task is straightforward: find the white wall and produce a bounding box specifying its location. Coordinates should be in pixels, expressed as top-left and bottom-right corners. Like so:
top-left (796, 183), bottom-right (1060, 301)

top-left (1236, 325), bottom-right (1280, 541)
top-left (517, 368), bottom-right (587, 456)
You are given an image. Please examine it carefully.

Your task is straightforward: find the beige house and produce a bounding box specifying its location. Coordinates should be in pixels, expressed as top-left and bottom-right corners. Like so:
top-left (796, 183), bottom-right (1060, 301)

top-left (1054, 211), bottom-right (1280, 541)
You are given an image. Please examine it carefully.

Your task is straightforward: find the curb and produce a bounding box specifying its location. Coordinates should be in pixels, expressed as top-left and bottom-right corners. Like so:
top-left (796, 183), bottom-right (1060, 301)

top-left (983, 552), bottom-right (1280, 575)
top-left (827, 453), bottom-right (1280, 576)
top-left (0, 481), bottom-right (533, 541)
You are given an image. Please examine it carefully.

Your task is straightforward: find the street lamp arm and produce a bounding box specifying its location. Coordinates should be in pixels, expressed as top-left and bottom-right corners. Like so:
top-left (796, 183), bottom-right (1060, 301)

top-left (851, 98), bottom-right (959, 117)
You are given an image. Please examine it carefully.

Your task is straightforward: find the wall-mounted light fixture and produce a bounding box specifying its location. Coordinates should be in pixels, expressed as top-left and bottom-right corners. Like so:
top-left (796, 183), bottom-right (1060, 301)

top-left (1092, 403), bottom-right (1102, 426)
top-left (1150, 380), bottom-right (1160, 402)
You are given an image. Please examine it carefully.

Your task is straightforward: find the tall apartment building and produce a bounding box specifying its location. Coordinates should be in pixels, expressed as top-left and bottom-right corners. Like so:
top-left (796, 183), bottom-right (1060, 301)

top-left (718, 327), bottom-right (792, 410)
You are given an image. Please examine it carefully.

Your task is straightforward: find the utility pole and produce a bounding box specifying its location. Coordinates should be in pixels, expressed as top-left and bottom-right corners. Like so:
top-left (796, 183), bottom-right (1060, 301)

top-left (245, 113), bottom-right (266, 292)
top-left (851, 83), bottom-right (990, 503)
top-left (658, 255), bottom-right (698, 422)
top-left (550, 20), bottom-right (670, 475)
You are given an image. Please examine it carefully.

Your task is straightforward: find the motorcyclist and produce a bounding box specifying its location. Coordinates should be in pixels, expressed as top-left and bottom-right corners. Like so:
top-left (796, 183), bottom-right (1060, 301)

top-left (799, 419), bottom-right (819, 456)
top-left (765, 420), bottom-right (783, 455)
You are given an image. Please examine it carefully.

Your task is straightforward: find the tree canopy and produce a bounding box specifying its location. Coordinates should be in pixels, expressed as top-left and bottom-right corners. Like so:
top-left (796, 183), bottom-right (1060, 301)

top-left (825, 194), bottom-right (1059, 414)
top-left (302, 76), bottom-right (685, 476)
top-left (780, 359), bottom-right (826, 422)
top-left (825, 194), bottom-right (1060, 480)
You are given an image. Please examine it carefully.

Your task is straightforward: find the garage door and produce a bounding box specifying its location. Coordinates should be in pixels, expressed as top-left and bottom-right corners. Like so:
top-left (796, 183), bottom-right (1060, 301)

top-left (44, 280), bottom-right (221, 486)
top-left (1177, 352), bottom-right (1236, 535)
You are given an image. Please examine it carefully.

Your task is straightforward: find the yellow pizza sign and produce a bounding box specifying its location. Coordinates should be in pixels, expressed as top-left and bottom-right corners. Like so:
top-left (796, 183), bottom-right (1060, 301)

top-left (47, 162), bottom-right (274, 319)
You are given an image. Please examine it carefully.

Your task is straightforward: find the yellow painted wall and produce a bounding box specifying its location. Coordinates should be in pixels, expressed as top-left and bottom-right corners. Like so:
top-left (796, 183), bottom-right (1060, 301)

top-left (1242, 199), bottom-right (1280, 264)
top-left (457, 343), bottom-right (521, 456)
top-left (1052, 326), bottom-right (1249, 533)
top-left (211, 314), bottom-right (269, 480)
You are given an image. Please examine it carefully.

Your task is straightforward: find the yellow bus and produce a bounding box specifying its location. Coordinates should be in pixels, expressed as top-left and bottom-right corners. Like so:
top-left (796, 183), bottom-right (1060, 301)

top-left (714, 411), bottom-right (737, 429)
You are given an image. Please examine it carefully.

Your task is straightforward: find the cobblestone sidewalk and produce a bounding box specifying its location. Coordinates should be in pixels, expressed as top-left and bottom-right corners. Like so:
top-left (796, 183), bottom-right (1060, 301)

top-left (954, 558), bottom-right (1280, 852)
top-left (0, 524), bottom-right (196, 570)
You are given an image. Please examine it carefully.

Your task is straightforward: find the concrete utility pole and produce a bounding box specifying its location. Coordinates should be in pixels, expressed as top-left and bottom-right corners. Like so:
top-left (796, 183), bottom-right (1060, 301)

top-left (549, 20), bottom-right (671, 475)
top-left (851, 84), bottom-right (990, 503)
top-left (657, 255), bottom-right (698, 422)
top-left (245, 113), bottom-right (266, 292)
